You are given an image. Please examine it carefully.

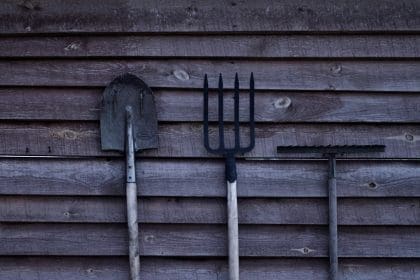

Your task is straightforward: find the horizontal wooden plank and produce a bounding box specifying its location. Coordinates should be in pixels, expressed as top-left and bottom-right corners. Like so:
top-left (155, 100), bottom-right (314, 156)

top-left (1, 257), bottom-right (419, 280)
top-left (0, 196), bottom-right (418, 225)
top-left (1, 0), bottom-right (420, 34)
top-left (1, 159), bottom-right (418, 198)
top-left (2, 35), bottom-right (420, 58)
top-left (0, 122), bottom-right (418, 158)
top-left (0, 224), bottom-right (418, 257)
top-left (1, 60), bottom-right (420, 91)
top-left (1, 88), bottom-right (420, 122)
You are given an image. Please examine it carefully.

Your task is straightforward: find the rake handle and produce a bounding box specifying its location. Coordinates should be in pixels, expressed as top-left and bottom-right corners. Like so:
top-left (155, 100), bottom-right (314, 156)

top-left (328, 155), bottom-right (338, 280)
top-left (126, 106), bottom-right (140, 280)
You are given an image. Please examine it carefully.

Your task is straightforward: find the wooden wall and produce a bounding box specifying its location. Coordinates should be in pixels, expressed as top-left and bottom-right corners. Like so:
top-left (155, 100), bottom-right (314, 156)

top-left (1, 0), bottom-right (419, 279)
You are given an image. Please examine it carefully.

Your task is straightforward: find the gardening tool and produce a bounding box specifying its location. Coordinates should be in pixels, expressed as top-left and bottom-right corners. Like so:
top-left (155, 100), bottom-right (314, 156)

top-left (100, 73), bottom-right (158, 280)
top-left (277, 145), bottom-right (385, 280)
top-left (203, 73), bottom-right (255, 280)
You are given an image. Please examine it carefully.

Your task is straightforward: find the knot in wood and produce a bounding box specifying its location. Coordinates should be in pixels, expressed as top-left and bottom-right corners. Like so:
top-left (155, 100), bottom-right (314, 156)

top-left (64, 42), bottom-right (81, 51)
top-left (330, 64), bottom-right (342, 74)
top-left (274, 97), bottom-right (292, 109)
top-left (173, 69), bottom-right (190, 81)
top-left (144, 234), bottom-right (156, 244)
top-left (291, 247), bottom-right (315, 255)
top-left (18, 0), bottom-right (40, 10)
top-left (61, 130), bottom-right (77, 140)
top-left (368, 182), bottom-right (378, 189)
top-left (405, 133), bottom-right (414, 142)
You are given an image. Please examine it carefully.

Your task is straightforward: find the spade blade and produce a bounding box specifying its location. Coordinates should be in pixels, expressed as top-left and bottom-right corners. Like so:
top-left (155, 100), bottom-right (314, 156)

top-left (100, 73), bottom-right (158, 152)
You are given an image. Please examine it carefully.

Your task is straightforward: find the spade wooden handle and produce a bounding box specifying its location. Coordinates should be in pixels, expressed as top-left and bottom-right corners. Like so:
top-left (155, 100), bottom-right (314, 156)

top-left (126, 106), bottom-right (140, 280)
top-left (127, 182), bottom-right (140, 280)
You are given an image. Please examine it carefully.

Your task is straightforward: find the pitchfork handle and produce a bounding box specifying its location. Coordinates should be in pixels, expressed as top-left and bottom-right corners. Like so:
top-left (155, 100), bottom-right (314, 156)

top-left (227, 180), bottom-right (239, 280)
top-left (226, 155), bottom-right (237, 183)
top-left (226, 155), bottom-right (239, 280)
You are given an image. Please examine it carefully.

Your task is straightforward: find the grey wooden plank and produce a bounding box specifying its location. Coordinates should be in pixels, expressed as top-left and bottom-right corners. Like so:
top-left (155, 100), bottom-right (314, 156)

top-left (1, 257), bottom-right (419, 280)
top-left (1, 0), bottom-right (420, 34)
top-left (1, 159), bottom-right (418, 198)
top-left (2, 35), bottom-right (420, 58)
top-left (1, 60), bottom-right (420, 91)
top-left (1, 88), bottom-right (420, 122)
top-left (1, 196), bottom-right (418, 225)
top-left (0, 122), bottom-right (418, 158)
top-left (0, 224), bottom-right (418, 257)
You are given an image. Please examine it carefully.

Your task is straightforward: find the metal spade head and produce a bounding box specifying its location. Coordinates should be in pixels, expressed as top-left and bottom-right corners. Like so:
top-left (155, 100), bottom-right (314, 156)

top-left (100, 73), bottom-right (158, 152)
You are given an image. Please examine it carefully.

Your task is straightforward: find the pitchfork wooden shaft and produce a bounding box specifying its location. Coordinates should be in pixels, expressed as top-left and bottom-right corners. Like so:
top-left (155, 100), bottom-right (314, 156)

top-left (227, 180), bottom-right (239, 280)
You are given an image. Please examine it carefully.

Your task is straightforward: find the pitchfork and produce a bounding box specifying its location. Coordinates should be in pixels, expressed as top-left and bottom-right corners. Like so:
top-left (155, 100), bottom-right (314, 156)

top-left (203, 73), bottom-right (255, 280)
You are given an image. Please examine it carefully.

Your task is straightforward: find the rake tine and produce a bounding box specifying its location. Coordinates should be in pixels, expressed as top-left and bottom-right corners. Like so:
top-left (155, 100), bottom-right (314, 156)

top-left (234, 73), bottom-right (240, 150)
top-left (218, 73), bottom-right (225, 150)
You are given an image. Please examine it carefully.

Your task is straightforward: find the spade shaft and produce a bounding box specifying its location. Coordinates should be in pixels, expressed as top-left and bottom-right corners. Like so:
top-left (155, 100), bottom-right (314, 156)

top-left (126, 106), bottom-right (140, 280)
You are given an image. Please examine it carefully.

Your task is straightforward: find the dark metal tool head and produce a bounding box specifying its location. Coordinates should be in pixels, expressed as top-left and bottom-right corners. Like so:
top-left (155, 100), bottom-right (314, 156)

top-left (100, 73), bottom-right (158, 152)
top-left (277, 145), bottom-right (386, 155)
top-left (203, 73), bottom-right (255, 157)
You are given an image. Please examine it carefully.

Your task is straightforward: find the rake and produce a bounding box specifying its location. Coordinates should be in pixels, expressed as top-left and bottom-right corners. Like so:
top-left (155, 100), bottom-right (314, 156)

top-left (203, 73), bottom-right (255, 280)
top-left (277, 144), bottom-right (385, 280)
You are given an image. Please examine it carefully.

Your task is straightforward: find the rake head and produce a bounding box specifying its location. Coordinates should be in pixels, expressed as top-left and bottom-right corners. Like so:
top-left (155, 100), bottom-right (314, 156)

top-left (277, 145), bottom-right (386, 155)
top-left (203, 73), bottom-right (255, 156)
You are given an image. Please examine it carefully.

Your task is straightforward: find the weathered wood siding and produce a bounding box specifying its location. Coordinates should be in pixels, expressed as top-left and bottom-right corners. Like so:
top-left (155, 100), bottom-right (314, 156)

top-left (0, 1), bottom-right (419, 279)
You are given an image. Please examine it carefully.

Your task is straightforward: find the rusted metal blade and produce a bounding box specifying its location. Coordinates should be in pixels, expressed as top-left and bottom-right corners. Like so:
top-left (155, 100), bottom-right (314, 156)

top-left (100, 73), bottom-right (158, 152)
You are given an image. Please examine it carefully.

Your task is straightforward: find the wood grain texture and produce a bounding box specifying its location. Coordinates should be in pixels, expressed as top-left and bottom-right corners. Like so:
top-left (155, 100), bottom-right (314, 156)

top-left (1, 159), bottom-right (418, 198)
top-left (1, 59), bottom-right (420, 91)
top-left (0, 122), bottom-right (417, 158)
top-left (0, 196), bottom-right (418, 225)
top-left (2, 35), bottom-right (420, 58)
top-left (1, 0), bottom-right (419, 276)
top-left (0, 223), bottom-right (419, 257)
top-left (1, 0), bottom-right (420, 34)
top-left (1, 257), bottom-right (419, 280)
top-left (1, 87), bottom-right (420, 122)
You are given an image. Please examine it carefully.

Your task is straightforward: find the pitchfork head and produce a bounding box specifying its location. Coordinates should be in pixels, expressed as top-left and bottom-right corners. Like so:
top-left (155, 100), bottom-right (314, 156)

top-left (203, 73), bottom-right (255, 157)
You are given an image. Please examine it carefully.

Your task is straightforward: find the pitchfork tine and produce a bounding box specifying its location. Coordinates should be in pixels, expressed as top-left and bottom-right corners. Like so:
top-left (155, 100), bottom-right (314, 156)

top-left (203, 74), bottom-right (213, 152)
top-left (234, 73), bottom-right (240, 150)
top-left (249, 72), bottom-right (255, 149)
top-left (240, 72), bottom-right (255, 153)
top-left (218, 74), bottom-right (225, 150)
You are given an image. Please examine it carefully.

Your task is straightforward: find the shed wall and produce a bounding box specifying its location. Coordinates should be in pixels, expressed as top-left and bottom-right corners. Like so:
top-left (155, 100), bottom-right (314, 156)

top-left (0, 1), bottom-right (419, 279)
